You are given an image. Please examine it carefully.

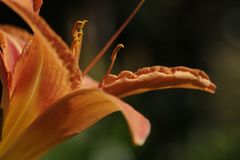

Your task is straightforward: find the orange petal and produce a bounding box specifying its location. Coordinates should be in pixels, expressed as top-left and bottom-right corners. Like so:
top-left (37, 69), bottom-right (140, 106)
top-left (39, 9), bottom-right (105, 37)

top-left (0, 0), bottom-right (82, 151)
top-left (0, 25), bottom-right (32, 73)
top-left (0, 0), bottom-right (83, 140)
top-left (0, 25), bottom-right (32, 109)
top-left (100, 66), bottom-right (216, 98)
top-left (0, 89), bottom-right (150, 160)
top-left (11, 0), bottom-right (42, 13)
top-left (0, 0), bottom-right (82, 88)
top-left (0, 26), bottom-right (31, 73)
top-left (1, 34), bottom-right (78, 148)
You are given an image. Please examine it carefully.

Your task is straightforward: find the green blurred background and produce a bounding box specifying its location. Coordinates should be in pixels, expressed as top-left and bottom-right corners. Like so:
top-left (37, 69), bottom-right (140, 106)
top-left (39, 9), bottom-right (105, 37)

top-left (1, 0), bottom-right (240, 159)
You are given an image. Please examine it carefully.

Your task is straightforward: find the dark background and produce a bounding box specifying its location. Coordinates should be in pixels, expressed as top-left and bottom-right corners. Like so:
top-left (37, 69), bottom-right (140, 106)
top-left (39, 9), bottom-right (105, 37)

top-left (1, 0), bottom-right (240, 159)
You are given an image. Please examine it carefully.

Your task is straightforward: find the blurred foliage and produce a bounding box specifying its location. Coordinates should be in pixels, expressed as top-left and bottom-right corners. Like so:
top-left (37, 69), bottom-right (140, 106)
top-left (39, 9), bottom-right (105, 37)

top-left (1, 0), bottom-right (240, 159)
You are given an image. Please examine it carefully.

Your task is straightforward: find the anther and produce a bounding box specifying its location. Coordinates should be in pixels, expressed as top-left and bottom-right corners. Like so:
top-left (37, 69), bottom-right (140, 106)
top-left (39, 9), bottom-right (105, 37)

top-left (105, 44), bottom-right (124, 76)
top-left (71, 20), bottom-right (88, 63)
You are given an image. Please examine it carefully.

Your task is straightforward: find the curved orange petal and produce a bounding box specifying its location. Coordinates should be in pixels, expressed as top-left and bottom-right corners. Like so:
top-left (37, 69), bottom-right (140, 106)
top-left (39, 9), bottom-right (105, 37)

top-left (0, 25), bottom-right (32, 43)
top-left (0, 89), bottom-right (150, 160)
top-left (0, 25), bottom-right (32, 110)
top-left (11, 0), bottom-right (42, 13)
top-left (100, 66), bottom-right (216, 98)
top-left (0, 0), bottom-right (82, 88)
top-left (0, 25), bottom-right (32, 73)
top-left (1, 34), bottom-right (77, 147)
top-left (0, 0), bottom-right (83, 141)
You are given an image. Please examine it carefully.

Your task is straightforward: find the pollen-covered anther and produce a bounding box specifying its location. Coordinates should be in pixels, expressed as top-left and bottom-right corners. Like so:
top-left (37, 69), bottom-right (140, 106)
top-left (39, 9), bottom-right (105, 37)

top-left (71, 20), bottom-right (88, 62)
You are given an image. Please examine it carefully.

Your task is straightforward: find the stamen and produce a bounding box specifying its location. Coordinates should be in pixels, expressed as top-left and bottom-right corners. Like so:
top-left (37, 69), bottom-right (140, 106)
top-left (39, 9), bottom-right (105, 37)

top-left (105, 44), bottom-right (124, 76)
top-left (71, 20), bottom-right (88, 63)
top-left (82, 0), bottom-right (145, 76)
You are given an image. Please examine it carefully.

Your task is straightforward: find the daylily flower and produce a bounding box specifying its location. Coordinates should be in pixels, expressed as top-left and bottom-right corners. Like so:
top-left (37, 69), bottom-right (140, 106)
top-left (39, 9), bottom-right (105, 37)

top-left (0, 0), bottom-right (216, 159)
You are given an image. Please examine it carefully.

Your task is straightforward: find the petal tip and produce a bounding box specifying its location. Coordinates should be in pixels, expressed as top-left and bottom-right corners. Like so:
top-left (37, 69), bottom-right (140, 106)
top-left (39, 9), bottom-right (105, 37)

top-left (133, 118), bottom-right (151, 146)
